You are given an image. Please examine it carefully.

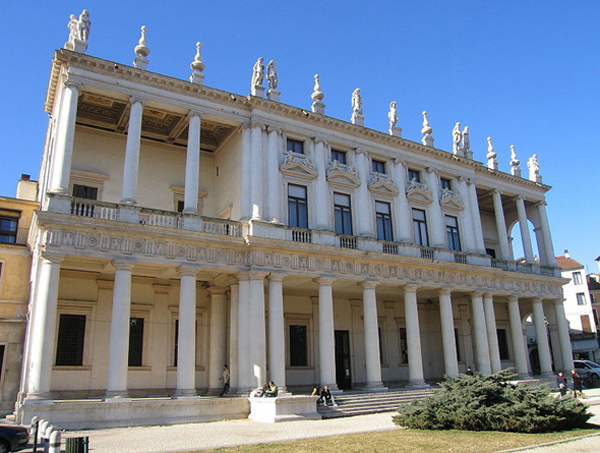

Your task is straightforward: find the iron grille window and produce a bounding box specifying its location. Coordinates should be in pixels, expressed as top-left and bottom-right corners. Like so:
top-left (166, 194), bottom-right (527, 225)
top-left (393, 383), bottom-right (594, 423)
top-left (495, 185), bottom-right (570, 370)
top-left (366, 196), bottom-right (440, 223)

top-left (399, 327), bottom-right (408, 363)
top-left (445, 215), bottom-right (461, 251)
top-left (287, 138), bottom-right (304, 155)
top-left (331, 149), bottom-right (347, 165)
top-left (0, 216), bottom-right (18, 244)
top-left (55, 314), bottom-right (86, 366)
top-left (334, 192), bottom-right (352, 235)
top-left (375, 201), bottom-right (393, 241)
top-left (497, 329), bottom-right (509, 360)
top-left (412, 208), bottom-right (429, 246)
top-left (372, 159), bottom-right (386, 174)
top-left (128, 318), bottom-right (144, 367)
top-left (288, 184), bottom-right (308, 228)
top-left (289, 325), bottom-right (308, 366)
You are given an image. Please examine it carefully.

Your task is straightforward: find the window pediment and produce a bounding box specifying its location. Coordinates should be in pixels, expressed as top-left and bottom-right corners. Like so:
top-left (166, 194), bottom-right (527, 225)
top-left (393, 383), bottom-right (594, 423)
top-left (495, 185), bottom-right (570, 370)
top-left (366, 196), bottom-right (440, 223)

top-left (326, 161), bottom-right (359, 188)
top-left (280, 151), bottom-right (317, 180)
top-left (368, 173), bottom-right (398, 196)
top-left (439, 189), bottom-right (464, 211)
top-left (406, 180), bottom-right (432, 204)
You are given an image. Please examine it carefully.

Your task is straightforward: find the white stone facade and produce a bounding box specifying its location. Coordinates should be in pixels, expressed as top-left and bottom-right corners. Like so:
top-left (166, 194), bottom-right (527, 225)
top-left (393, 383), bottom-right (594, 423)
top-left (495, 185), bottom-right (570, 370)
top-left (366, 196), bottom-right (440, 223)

top-left (15, 24), bottom-right (573, 427)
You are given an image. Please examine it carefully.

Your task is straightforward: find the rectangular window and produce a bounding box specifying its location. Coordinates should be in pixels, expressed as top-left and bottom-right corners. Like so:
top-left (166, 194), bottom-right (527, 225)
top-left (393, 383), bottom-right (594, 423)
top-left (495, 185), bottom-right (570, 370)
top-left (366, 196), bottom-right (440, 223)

top-left (334, 192), bottom-right (353, 235)
top-left (408, 169), bottom-right (421, 183)
top-left (0, 216), bottom-right (18, 244)
top-left (454, 328), bottom-right (461, 362)
top-left (177, 200), bottom-right (185, 213)
top-left (497, 329), bottom-right (509, 360)
top-left (287, 138), bottom-right (304, 155)
top-left (440, 178), bottom-right (452, 190)
top-left (372, 159), bottom-right (386, 174)
top-left (412, 208), bottom-right (429, 246)
top-left (485, 248), bottom-right (497, 259)
top-left (445, 215), bottom-right (461, 251)
top-left (573, 272), bottom-right (583, 285)
top-left (331, 149), bottom-right (347, 165)
top-left (581, 315), bottom-right (592, 333)
top-left (72, 184), bottom-right (98, 200)
top-left (375, 201), bottom-right (393, 241)
top-left (129, 318), bottom-right (144, 367)
top-left (55, 314), bottom-right (86, 366)
top-left (288, 184), bottom-right (308, 228)
top-left (399, 327), bottom-right (408, 363)
top-left (289, 325), bottom-right (308, 366)
top-left (577, 293), bottom-right (586, 306)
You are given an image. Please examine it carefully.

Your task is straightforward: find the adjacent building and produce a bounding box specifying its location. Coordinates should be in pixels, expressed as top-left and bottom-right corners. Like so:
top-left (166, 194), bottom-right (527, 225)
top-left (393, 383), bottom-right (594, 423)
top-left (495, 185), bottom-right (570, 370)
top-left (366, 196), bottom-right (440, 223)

top-left (14, 12), bottom-right (572, 427)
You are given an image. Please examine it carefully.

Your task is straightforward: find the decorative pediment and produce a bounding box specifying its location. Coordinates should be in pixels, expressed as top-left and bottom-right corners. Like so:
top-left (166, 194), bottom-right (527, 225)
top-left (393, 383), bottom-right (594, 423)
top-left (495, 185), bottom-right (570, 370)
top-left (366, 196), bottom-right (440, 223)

top-left (326, 161), bottom-right (359, 188)
top-left (406, 180), bottom-right (432, 204)
top-left (368, 173), bottom-right (398, 196)
top-left (280, 151), bottom-right (317, 180)
top-left (439, 189), bottom-right (464, 211)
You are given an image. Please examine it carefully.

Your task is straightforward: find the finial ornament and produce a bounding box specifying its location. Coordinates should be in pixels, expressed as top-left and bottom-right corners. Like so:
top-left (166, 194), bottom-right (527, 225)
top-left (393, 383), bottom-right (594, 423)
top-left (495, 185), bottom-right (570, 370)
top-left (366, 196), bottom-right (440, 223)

top-left (311, 74), bottom-right (325, 114)
top-left (388, 101), bottom-right (401, 137)
top-left (65, 10), bottom-right (91, 53)
top-left (510, 145), bottom-right (521, 177)
top-left (133, 26), bottom-right (150, 70)
top-left (486, 137), bottom-right (498, 170)
top-left (266, 60), bottom-right (280, 102)
top-left (250, 57), bottom-right (265, 97)
top-left (351, 88), bottom-right (364, 126)
top-left (527, 154), bottom-right (542, 183)
top-left (452, 122), bottom-right (462, 155)
top-left (421, 111), bottom-right (434, 147)
top-left (189, 42), bottom-right (205, 85)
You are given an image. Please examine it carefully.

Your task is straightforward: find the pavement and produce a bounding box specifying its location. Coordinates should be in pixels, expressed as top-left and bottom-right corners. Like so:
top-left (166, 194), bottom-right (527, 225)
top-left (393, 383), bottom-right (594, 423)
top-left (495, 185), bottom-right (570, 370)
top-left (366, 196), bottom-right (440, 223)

top-left (20, 388), bottom-right (600, 453)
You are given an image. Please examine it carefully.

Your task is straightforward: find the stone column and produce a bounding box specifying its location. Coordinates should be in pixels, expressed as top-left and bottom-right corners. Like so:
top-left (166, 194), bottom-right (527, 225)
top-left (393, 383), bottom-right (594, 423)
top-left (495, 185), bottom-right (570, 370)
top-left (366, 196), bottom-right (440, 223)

top-left (248, 272), bottom-right (267, 389)
top-left (355, 148), bottom-right (374, 237)
top-left (120, 97), bottom-right (145, 205)
top-left (50, 80), bottom-right (81, 194)
top-left (183, 111), bottom-right (202, 214)
top-left (515, 196), bottom-right (535, 263)
top-left (236, 274), bottom-right (252, 391)
top-left (404, 285), bottom-right (426, 387)
top-left (438, 289), bottom-right (459, 377)
top-left (240, 126), bottom-right (252, 220)
top-left (313, 138), bottom-right (331, 230)
top-left (208, 287), bottom-right (228, 394)
top-left (457, 178), bottom-right (476, 253)
top-left (468, 180), bottom-right (486, 254)
top-left (536, 201), bottom-right (556, 267)
top-left (266, 127), bottom-right (283, 223)
top-left (470, 292), bottom-right (491, 374)
top-left (174, 267), bottom-right (199, 397)
top-left (492, 190), bottom-right (511, 260)
top-left (361, 281), bottom-right (386, 390)
top-left (250, 124), bottom-right (266, 220)
top-left (425, 168), bottom-right (445, 248)
top-left (229, 282), bottom-right (239, 391)
top-left (507, 296), bottom-right (529, 377)
top-left (483, 293), bottom-right (501, 372)
top-left (25, 253), bottom-right (64, 401)
top-left (392, 159), bottom-right (412, 242)
top-left (531, 298), bottom-right (553, 377)
top-left (316, 277), bottom-right (338, 390)
top-left (553, 299), bottom-right (574, 372)
top-left (268, 274), bottom-right (287, 392)
top-left (106, 260), bottom-right (136, 399)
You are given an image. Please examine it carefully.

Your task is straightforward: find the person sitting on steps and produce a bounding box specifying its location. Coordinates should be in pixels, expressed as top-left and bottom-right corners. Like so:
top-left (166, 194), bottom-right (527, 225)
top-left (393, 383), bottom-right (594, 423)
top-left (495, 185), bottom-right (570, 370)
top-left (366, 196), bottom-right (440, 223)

top-left (318, 385), bottom-right (337, 406)
top-left (263, 381), bottom-right (278, 397)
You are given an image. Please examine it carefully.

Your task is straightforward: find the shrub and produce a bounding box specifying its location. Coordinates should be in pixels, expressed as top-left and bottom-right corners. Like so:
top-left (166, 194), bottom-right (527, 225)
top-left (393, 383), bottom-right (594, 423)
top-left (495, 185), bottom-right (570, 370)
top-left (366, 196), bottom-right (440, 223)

top-left (393, 369), bottom-right (591, 433)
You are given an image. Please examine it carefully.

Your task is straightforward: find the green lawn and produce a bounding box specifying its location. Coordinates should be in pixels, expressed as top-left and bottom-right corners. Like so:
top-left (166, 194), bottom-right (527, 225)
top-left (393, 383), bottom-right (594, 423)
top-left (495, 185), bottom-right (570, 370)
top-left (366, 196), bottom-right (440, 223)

top-left (195, 426), bottom-right (600, 453)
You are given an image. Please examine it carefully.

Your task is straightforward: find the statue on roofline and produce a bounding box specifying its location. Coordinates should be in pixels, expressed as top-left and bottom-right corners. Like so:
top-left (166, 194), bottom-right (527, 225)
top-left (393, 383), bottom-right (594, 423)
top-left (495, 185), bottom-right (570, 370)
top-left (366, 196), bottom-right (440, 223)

top-left (267, 60), bottom-right (278, 91)
top-left (252, 57), bottom-right (265, 88)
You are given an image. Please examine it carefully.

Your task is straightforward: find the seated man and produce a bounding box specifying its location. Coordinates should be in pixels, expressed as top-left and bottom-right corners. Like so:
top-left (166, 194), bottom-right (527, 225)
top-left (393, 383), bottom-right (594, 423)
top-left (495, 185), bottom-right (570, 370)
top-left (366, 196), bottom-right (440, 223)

top-left (318, 385), bottom-right (337, 406)
top-left (263, 381), bottom-right (278, 397)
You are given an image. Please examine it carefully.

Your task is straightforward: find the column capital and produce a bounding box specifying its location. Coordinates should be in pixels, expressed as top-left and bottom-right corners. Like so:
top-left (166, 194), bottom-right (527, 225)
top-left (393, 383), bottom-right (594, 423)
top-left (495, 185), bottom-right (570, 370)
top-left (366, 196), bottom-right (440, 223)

top-left (207, 286), bottom-right (228, 296)
top-left (177, 264), bottom-right (201, 277)
top-left (426, 166), bottom-right (439, 175)
top-left (112, 259), bottom-right (136, 271)
top-left (313, 136), bottom-right (328, 146)
top-left (240, 123), bottom-right (252, 132)
top-left (129, 96), bottom-right (147, 106)
top-left (471, 291), bottom-right (484, 298)
top-left (315, 276), bottom-right (336, 285)
top-left (438, 288), bottom-right (452, 296)
top-left (393, 157), bottom-right (405, 167)
top-left (187, 109), bottom-right (204, 119)
top-left (482, 292), bottom-right (494, 299)
top-left (552, 298), bottom-right (566, 305)
top-left (404, 284), bottom-right (419, 293)
top-left (40, 251), bottom-right (66, 263)
top-left (507, 295), bottom-right (520, 303)
top-left (268, 273), bottom-right (286, 283)
top-left (531, 297), bottom-right (543, 304)
top-left (250, 121), bottom-right (267, 131)
top-left (535, 200), bottom-right (547, 208)
top-left (359, 280), bottom-right (378, 290)
top-left (492, 188), bottom-right (503, 196)
top-left (63, 79), bottom-right (83, 91)
top-left (515, 194), bottom-right (526, 202)
top-left (248, 270), bottom-right (269, 280)
top-left (267, 125), bottom-right (283, 135)
top-left (355, 147), bottom-right (368, 156)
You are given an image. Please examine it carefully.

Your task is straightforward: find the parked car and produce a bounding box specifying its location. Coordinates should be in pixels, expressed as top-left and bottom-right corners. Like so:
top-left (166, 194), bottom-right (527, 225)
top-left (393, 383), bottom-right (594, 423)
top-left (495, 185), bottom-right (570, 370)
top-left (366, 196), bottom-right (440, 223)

top-left (0, 424), bottom-right (28, 453)
top-left (573, 359), bottom-right (600, 381)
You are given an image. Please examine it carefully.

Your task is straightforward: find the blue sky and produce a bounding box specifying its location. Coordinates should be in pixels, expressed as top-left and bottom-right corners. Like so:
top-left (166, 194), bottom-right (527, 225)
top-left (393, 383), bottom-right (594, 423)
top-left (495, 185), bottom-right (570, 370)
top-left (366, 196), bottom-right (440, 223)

top-left (1, 1), bottom-right (598, 272)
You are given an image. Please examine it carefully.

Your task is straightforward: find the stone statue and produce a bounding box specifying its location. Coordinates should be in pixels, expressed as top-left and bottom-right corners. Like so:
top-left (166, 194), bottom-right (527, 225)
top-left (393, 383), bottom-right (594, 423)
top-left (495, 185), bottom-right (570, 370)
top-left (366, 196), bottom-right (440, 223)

top-left (452, 122), bottom-right (462, 154)
top-left (388, 101), bottom-right (398, 130)
top-left (252, 57), bottom-right (265, 88)
top-left (527, 154), bottom-right (540, 181)
top-left (67, 14), bottom-right (78, 43)
top-left (267, 60), bottom-right (278, 91)
top-left (462, 126), bottom-right (470, 152)
top-left (351, 88), bottom-right (363, 116)
top-left (77, 9), bottom-right (91, 42)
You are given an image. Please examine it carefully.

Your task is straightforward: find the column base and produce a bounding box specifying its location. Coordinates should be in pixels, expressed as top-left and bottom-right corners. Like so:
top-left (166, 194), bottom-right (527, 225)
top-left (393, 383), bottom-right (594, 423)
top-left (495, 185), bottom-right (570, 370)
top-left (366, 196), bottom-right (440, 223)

top-left (104, 391), bottom-right (131, 402)
top-left (362, 382), bottom-right (388, 392)
top-left (406, 379), bottom-right (429, 389)
top-left (172, 389), bottom-right (198, 399)
top-left (23, 393), bottom-right (54, 405)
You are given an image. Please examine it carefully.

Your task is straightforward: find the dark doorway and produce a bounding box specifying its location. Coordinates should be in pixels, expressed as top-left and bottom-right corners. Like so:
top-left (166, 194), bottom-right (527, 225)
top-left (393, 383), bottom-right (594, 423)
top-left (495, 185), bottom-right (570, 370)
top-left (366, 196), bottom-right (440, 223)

top-left (335, 330), bottom-right (352, 390)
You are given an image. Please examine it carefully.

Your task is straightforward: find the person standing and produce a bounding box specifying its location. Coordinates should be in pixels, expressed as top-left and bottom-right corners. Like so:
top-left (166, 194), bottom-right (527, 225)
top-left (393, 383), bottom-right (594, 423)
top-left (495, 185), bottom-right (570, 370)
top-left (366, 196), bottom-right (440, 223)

top-left (571, 369), bottom-right (584, 397)
top-left (219, 365), bottom-right (230, 396)
top-left (556, 372), bottom-right (568, 396)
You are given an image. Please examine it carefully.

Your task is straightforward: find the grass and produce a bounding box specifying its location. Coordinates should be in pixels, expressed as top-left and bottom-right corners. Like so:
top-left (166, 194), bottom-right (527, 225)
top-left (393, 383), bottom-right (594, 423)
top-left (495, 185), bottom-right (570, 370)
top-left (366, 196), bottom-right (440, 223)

top-left (194, 426), bottom-right (600, 453)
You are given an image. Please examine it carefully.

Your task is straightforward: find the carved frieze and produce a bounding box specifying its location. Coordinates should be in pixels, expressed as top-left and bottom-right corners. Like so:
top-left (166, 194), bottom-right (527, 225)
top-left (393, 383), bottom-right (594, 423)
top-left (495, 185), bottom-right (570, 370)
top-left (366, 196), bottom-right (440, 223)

top-left (368, 173), bottom-right (399, 196)
top-left (326, 161), bottom-right (359, 188)
top-left (406, 180), bottom-right (433, 204)
top-left (280, 151), bottom-right (317, 180)
top-left (439, 188), bottom-right (464, 211)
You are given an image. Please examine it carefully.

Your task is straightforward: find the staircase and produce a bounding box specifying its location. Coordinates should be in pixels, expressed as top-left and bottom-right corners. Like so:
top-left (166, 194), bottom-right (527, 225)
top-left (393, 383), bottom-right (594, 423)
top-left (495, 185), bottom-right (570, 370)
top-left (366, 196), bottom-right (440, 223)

top-left (317, 388), bottom-right (435, 419)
